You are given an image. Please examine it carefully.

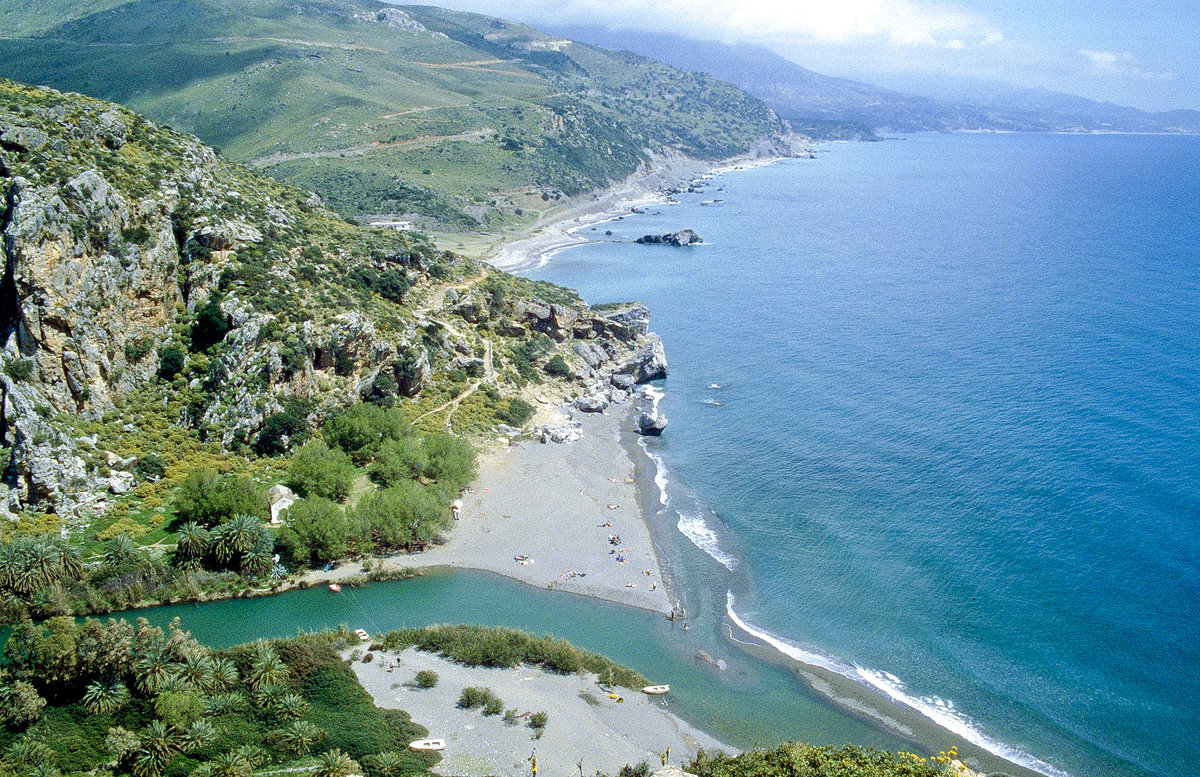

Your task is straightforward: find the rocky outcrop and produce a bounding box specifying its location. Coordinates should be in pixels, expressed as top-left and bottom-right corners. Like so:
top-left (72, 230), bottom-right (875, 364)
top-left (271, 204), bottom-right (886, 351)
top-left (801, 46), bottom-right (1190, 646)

top-left (635, 411), bottom-right (668, 436)
top-left (635, 229), bottom-right (702, 246)
top-left (616, 339), bottom-right (668, 383)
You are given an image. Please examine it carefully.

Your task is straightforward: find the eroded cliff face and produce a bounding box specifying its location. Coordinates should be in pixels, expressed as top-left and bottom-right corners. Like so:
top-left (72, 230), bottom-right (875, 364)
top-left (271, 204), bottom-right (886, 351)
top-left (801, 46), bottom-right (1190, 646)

top-left (0, 79), bottom-right (663, 519)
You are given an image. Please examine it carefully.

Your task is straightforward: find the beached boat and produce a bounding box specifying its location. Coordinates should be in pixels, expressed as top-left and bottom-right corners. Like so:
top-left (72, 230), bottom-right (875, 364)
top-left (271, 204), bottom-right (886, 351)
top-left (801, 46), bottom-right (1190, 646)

top-left (408, 739), bottom-right (445, 751)
top-left (328, 583), bottom-right (341, 592)
top-left (354, 628), bottom-right (370, 642)
top-left (642, 685), bottom-right (670, 695)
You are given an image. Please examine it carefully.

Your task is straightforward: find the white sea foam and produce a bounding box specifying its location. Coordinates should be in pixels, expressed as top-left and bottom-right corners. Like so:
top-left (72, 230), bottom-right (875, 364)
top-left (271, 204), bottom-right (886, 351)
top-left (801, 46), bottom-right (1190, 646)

top-left (725, 594), bottom-right (1072, 777)
top-left (677, 510), bottom-right (737, 570)
top-left (641, 384), bottom-right (664, 413)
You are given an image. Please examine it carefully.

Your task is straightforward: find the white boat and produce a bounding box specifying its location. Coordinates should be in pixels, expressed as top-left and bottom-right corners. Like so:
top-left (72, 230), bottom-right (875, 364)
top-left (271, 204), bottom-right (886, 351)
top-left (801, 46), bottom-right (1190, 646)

top-left (642, 685), bottom-right (670, 695)
top-left (408, 739), bottom-right (445, 751)
top-left (328, 583), bottom-right (341, 592)
top-left (354, 628), bottom-right (370, 642)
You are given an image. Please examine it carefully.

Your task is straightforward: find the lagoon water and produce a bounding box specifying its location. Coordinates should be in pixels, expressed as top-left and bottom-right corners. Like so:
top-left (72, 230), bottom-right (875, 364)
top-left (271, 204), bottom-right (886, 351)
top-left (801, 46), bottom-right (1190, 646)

top-left (527, 134), bottom-right (1200, 777)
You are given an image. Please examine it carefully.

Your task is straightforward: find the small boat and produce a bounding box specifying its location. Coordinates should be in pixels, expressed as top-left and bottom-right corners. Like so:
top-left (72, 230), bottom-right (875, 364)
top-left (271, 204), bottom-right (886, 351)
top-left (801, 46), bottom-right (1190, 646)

top-left (328, 583), bottom-right (341, 592)
top-left (408, 739), bottom-right (445, 751)
top-left (642, 685), bottom-right (670, 695)
top-left (354, 628), bottom-right (371, 642)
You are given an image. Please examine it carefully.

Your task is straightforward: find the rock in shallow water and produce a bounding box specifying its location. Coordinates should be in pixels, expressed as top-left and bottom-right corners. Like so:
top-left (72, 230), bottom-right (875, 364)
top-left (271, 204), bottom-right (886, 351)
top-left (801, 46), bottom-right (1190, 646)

top-left (635, 412), bottom-right (668, 436)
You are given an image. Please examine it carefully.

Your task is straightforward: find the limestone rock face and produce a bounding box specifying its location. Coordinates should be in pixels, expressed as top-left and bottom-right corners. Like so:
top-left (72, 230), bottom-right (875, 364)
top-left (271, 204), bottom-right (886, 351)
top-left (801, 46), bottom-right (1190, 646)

top-left (617, 338), bottom-right (668, 383)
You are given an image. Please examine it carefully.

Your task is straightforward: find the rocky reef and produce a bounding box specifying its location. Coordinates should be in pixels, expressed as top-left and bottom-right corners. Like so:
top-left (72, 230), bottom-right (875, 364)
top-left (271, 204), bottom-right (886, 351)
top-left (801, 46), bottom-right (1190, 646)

top-left (635, 229), bottom-right (703, 246)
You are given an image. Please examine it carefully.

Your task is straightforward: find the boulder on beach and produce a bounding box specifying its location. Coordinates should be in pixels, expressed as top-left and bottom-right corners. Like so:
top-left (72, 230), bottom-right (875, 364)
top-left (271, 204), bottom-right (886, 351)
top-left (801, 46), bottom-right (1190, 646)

top-left (635, 229), bottom-right (702, 246)
top-left (635, 412), bottom-right (668, 436)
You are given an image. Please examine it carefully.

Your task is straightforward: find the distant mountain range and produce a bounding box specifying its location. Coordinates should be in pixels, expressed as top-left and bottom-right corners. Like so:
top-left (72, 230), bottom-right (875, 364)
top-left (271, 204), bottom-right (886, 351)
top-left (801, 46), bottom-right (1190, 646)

top-left (545, 25), bottom-right (1200, 135)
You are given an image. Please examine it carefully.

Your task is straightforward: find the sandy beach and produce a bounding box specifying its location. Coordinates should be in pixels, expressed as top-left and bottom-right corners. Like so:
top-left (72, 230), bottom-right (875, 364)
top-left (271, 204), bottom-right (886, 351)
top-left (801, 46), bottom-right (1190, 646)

top-left (351, 646), bottom-right (730, 777)
top-left (311, 405), bottom-right (677, 616)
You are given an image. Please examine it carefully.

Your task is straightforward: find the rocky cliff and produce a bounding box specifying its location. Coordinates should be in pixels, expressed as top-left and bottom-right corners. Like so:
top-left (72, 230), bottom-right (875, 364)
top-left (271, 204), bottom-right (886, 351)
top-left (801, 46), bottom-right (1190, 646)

top-left (0, 79), bottom-right (663, 519)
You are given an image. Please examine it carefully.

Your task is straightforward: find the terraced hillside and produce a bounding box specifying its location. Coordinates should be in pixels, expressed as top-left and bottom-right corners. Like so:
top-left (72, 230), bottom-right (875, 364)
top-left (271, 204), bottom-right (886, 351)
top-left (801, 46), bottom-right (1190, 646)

top-left (0, 0), bottom-right (798, 230)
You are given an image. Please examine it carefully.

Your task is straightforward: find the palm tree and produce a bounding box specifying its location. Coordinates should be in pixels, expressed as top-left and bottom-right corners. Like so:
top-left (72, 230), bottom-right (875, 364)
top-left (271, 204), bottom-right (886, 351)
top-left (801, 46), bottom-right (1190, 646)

top-left (209, 656), bottom-right (238, 690)
top-left (5, 738), bottom-right (56, 770)
top-left (365, 752), bottom-right (405, 777)
top-left (246, 643), bottom-right (288, 690)
top-left (181, 720), bottom-right (215, 754)
top-left (209, 751), bottom-right (251, 777)
top-left (239, 544), bottom-right (273, 578)
top-left (131, 721), bottom-right (180, 777)
top-left (278, 720), bottom-right (324, 755)
top-left (135, 653), bottom-right (172, 695)
top-left (102, 534), bottom-right (139, 568)
top-left (174, 523), bottom-right (210, 564)
top-left (214, 516), bottom-right (261, 564)
top-left (313, 748), bottom-right (361, 777)
top-left (82, 678), bottom-right (130, 714)
top-left (179, 655), bottom-right (215, 692)
top-left (271, 691), bottom-right (308, 723)
top-left (204, 692), bottom-right (246, 716)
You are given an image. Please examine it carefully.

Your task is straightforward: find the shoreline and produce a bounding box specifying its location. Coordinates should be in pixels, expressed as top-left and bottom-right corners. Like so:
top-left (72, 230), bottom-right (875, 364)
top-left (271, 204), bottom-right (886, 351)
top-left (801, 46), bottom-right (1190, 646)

top-left (303, 402), bottom-right (680, 618)
top-left (486, 147), bottom-right (803, 274)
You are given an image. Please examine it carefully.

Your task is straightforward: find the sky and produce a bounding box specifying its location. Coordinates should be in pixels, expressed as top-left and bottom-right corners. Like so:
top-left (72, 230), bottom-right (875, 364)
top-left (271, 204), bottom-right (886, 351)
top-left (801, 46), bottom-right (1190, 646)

top-left (411, 0), bottom-right (1199, 111)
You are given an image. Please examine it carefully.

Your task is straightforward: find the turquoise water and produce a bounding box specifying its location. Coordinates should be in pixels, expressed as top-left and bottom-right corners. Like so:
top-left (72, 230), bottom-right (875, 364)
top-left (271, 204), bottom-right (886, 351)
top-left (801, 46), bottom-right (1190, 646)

top-left (527, 134), bottom-right (1200, 777)
top-left (123, 569), bottom-right (908, 752)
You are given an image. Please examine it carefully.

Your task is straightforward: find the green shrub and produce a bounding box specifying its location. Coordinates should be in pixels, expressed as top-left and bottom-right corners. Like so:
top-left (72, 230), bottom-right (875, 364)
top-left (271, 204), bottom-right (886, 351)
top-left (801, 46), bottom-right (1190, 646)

top-left (323, 404), bottom-right (412, 464)
top-left (158, 344), bottom-right (185, 379)
top-left (255, 400), bottom-right (313, 456)
top-left (277, 497), bottom-right (351, 565)
top-left (133, 453), bottom-right (167, 481)
top-left (544, 354), bottom-right (572, 378)
top-left (413, 670), bottom-right (438, 689)
top-left (4, 358), bottom-right (34, 381)
top-left (528, 711), bottom-right (548, 734)
top-left (686, 744), bottom-right (944, 777)
top-left (482, 697), bottom-right (503, 716)
top-left (456, 687), bottom-right (494, 710)
top-left (123, 336), bottom-right (154, 362)
top-left (355, 482), bottom-right (447, 549)
top-left (496, 398), bottom-right (535, 427)
top-left (190, 294), bottom-right (230, 352)
top-left (368, 437), bottom-right (427, 488)
top-left (121, 225), bottom-right (153, 245)
top-left (174, 470), bottom-right (268, 527)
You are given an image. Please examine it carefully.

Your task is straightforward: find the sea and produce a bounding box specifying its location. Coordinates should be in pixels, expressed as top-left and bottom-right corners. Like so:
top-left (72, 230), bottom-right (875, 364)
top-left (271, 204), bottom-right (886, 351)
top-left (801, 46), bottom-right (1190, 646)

top-left (524, 133), bottom-right (1200, 777)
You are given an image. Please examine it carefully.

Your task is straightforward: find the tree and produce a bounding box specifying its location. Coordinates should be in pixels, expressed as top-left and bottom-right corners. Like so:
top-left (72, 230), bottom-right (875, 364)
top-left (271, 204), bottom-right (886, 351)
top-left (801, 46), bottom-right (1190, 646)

top-left (211, 515), bottom-right (268, 567)
top-left (190, 294), bottom-right (230, 352)
top-left (277, 498), bottom-right (350, 565)
top-left (356, 482), bottom-right (447, 549)
top-left (135, 653), bottom-right (172, 696)
top-left (175, 471), bottom-right (267, 527)
top-left (158, 344), bottom-right (185, 380)
top-left (209, 657), bottom-right (238, 691)
top-left (182, 719), bottom-right (216, 753)
top-left (82, 678), bottom-right (130, 714)
top-left (277, 720), bottom-right (324, 755)
top-left (246, 643), bottom-right (288, 691)
top-left (323, 404), bottom-right (411, 464)
top-left (421, 433), bottom-right (476, 499)
top-left (314, 749), bottom-right (360, 777)
top-left (102, 534), bottom-right (141, 568)
top-left (365, 752), bottom-right (406, 777)
top-left (174, 523), bottom-right (211, 565)
top-left (77, 617), bottom-right (135, 679)
top-left (368, 437), bottom-right (426, 488)
top-left (286, 440), bottom-right (355, 501)
top-left (0, 681), bottom-right (46, 727)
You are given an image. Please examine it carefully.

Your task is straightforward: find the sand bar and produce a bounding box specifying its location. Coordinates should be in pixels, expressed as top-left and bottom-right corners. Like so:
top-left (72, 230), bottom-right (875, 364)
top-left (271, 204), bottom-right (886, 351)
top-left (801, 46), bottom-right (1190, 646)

top-left (351, 646), bottom-right (730, 777)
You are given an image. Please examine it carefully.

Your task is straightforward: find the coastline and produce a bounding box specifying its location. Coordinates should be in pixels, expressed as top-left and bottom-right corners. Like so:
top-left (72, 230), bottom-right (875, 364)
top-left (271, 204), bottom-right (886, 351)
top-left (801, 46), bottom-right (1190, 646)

top-left (305, 403), bottom-right (679, 618)
top-left (486, 148), bottom-right (800, 274)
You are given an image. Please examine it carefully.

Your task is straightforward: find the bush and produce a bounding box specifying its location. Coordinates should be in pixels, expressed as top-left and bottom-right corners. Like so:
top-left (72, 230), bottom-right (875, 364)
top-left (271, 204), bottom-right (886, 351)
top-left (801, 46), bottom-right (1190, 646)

top-left (528, 711), bottom-right (548, 734)
top-left (286, 441), bottom-right (356, 501)
top-left (420, 433), bottom-right (476, 499)
top-left (355, 482), bottom-right (447, 549)
top-left (496, 398), bottom-right (535, 427)
top-left (482, 697), bottom-right (503, 716)
top-left (3, 358), bottom-right (34, 381)
top-left (544, 355), bottom-right (572, 378)
top-left (413, 670), bottom-right (437, 689)
top-left (376, 270), bottom-right (409, 304)
top-left (124, 336), bottom-right (154, 362)
top-left (361, 372), bottom-right (398, 408)
top-left (158, 344), bottom-right (185, 379)
top-left (133, 453), bottom-right (167, 481)
top-left (255, 400), bottom-right (312, 456)
top-left (190, 294), bottom-right (230, 352)
top-left (323, 404), bottom-right (412, 464)
top-left (686, 744), bottom-right (944, 777)
top-left (456, 687), bottom-right (495, 710)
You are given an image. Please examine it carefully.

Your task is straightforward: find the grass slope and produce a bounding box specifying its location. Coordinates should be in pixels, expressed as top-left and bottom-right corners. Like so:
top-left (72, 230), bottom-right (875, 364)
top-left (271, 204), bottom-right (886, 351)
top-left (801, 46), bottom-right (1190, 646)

top-left (0, 0), bottom-right (789, 227)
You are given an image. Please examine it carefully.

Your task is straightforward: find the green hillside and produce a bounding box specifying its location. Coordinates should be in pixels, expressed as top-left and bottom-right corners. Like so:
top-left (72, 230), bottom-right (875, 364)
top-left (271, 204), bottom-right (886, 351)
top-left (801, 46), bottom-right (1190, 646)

top-left (0, 0), bottom-right (793, 229)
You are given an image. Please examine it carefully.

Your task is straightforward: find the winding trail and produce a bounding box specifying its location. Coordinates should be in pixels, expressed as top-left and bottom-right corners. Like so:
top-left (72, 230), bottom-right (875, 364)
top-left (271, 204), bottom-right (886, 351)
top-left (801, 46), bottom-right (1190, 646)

top-left (248, 128), bottom-right (493, 168)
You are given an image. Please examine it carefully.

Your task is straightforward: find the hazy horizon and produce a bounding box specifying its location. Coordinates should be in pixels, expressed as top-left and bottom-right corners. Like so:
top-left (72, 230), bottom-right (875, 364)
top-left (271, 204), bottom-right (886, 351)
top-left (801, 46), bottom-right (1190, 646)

top-left (399, 0), bottom-right (1200, 113)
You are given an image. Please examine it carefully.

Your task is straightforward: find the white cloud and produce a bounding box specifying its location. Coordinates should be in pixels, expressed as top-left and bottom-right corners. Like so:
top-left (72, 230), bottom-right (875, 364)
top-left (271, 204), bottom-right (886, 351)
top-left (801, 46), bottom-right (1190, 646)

top-left (1080, 49), bottom-right (1174, 80)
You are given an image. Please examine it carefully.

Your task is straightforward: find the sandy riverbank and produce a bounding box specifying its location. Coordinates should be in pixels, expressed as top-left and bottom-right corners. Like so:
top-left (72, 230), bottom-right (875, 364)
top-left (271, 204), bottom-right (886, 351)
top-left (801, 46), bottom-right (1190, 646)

top-left (307, 405), bottom-right (676, 616)
top-left (351, 646), bottom-right (731, 777)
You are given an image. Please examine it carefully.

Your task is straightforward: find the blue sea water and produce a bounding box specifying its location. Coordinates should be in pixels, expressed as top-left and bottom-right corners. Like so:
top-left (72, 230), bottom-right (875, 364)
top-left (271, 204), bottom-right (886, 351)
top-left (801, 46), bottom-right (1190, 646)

top-left (527, 133), bottom-right (1200, 777)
